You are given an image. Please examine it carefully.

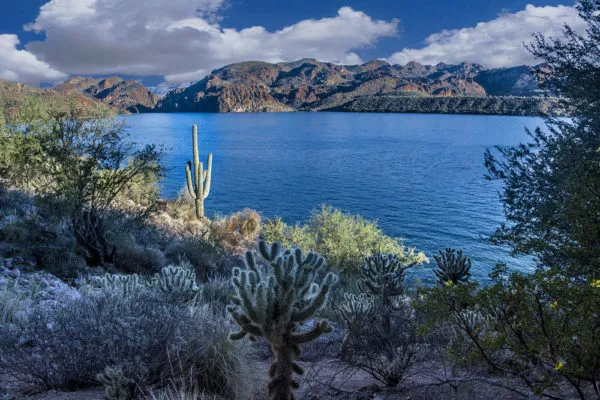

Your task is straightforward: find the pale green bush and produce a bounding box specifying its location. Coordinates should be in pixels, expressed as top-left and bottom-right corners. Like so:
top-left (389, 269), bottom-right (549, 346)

top-left (262, 205), bottom-right (427, 274)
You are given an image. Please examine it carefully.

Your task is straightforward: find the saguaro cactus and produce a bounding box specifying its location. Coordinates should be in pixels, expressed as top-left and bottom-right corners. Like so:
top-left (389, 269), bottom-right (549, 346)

top-left (228, 240), bottom-right (338, 400)
top-left (185, 124), bottom-right (213, 219)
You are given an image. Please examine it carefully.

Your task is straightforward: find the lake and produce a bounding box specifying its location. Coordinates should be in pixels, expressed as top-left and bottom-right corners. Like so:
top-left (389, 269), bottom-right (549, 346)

top-left (123, 112), bottom-right (541, 281)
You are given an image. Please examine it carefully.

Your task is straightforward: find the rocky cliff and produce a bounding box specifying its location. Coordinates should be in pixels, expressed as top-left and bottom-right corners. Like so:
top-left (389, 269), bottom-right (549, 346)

top-left (54, 76), bottom-right (159, 113)
top-left (155, 59), bottom-right (545, 114)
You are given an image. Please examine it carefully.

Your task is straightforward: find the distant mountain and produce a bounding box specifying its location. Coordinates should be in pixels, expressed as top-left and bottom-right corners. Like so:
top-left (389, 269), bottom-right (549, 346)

top-left (155, 59), bottom-right (549, 114)
top-left (0, 79), bottom-right (113, 124)
top-left (473, 65), bottom-right (544, 97)
top-left (54, 76), bottom-right (159, 113)
top-left (147, 82), bottom-right (193, 99)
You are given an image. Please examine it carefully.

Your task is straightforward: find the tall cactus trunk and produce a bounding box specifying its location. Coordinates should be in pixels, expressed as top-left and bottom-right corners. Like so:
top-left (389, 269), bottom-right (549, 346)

top-left (269, 337), bottom-right (295, 400)
top-left (195, 198), bottom-right (204, 220)
top-left (185, 124), bottom-right (213, 220)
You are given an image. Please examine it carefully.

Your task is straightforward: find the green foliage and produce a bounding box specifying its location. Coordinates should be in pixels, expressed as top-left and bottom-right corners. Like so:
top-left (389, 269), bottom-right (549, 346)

top-left (418, 268), bottom-right (600, 399)
top-left (433, 248), bottom-right (472, 285)
top-left (262, 205), bottom-right (427, 275)
top-left (336, 95), bottom-right (563, 116)
top-left (227, 239), bottom-right (338, 400)
top-left (485, 0), bottom-right (600, 275)
top-left (185, 124), bottom-right (213, 220)
top-left (3, 109), bottom-right (164, 266)
top-left (97, 366), bottom-right (136, 400)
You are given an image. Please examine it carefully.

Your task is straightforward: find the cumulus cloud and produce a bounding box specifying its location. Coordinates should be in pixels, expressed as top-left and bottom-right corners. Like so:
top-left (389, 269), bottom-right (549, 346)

top-left (24, 0), bottom-right (398, 83)
top-left (0, 34), bottom-right (67, 86)
top-left (387, 4), bottom-right (587, 68)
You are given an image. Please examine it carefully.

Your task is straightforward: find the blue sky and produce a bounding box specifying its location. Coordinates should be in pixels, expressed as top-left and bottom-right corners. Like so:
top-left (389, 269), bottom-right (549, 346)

top-left (0, 0), bottom-right (584, 86)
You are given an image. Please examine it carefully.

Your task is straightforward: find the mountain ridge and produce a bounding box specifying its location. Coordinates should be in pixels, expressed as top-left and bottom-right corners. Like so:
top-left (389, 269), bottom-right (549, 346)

top-left (155, 58), bottom-right (549, 114)
top-left (54, 76), bottom-right (159, 113)
top-left (43, 59), bottom-right (554, 115)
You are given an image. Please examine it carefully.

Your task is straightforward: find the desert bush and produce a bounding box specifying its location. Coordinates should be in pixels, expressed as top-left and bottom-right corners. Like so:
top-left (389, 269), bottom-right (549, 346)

top-left (0, 288), bottom-right (22, 324)
top-left (0, 216), bottom-right (86, 278)
top-left (209, 209), bottom-right (261, 251)
top-left (165, 236), bottom-right (223, 281)
top-left (114, 239), bottom-right (167, 274)
top-left (199, 275), bottom-right (232, 312)
top-left (177, 305), bottom-right (254, 399)
top-left (164, 189), bottom-right (198, 223)
top-left (0, 285), bottom-right (252, 397)
top-left (262, 205), bottom-right (427, 275)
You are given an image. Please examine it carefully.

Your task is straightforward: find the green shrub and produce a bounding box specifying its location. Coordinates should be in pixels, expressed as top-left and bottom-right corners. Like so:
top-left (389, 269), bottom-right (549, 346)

top-left (262, 205), bottom-right (427, 275)
top-left (417, 266), bottom-right (600, 399)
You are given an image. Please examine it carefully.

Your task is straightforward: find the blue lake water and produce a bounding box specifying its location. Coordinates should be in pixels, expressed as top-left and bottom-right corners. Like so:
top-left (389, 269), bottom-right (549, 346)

top-left (123, 112), bottom-right (542, 281)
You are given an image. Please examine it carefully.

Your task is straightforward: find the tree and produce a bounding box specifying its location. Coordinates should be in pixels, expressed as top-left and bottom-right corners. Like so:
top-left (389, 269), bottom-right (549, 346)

top-left (485, 0), bottom-right (600, 275)
top-left (6, 108), bottom-right (164, 265)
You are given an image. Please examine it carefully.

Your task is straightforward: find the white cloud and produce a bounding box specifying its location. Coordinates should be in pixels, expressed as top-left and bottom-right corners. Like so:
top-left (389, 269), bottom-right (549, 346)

top-left (0, 34), bottom-right (67, 86)
top-left (24, 1), bottom-right (398, 83)
top-left (387, 4), bottom-right (587, 68)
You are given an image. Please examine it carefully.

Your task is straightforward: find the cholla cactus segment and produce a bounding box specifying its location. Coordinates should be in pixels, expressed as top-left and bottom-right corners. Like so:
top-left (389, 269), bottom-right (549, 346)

top-left (452, 309), bottom-right (490, 335)
top-left (94, 273), bottom-right (144, 296)
top-left (96, 365), bottom-right (136, 400)
top-left (337, 293), bottom-right (376, 322)
top-left (153, 265), bottom-right (200, 303)
top-left (228, 239), bottom-right (338, 400)
top-left (433, 248), bottom-right (472, 285)
top-left (358, 253), bottom-right (416, 298)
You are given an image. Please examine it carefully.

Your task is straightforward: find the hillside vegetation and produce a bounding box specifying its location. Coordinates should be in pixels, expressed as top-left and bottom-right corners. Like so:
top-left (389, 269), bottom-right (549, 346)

top-left (0, 79), bottom-right (113, 125)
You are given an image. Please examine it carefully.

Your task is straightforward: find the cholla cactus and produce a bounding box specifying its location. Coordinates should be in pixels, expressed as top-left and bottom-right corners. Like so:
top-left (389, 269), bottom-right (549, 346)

top-left (357, 253), bottom-right (416, 336)
top-left (227, 240), bottom-right (338, 400)
top-left (358, 253), bottom-right (416, 299)
top-left (97, 365), bottom-right (135, 400)
top-left (185, 124), bottom-right (213, 220)
top-left (154, 265), bottom-right (200, 303)
top-left (94, 273), bottom-right (144, 296)
top-left (433, 248), bottom-right (472, 285)
top-left (336, 293), bottom-right (375, 358)
top-left (452, 309), bottom-right (489, 336)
